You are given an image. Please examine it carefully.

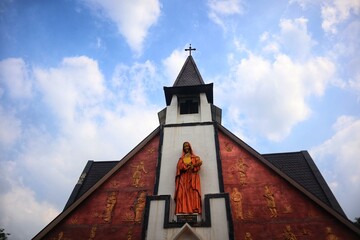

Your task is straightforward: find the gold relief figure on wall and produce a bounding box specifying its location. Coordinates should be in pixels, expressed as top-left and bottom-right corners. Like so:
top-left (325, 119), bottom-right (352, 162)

top-left (235, 158), bottom-right (249, 185)
top-left (263, 185), bottom-right (277, 218)
top-left (103, 191), bottom-right (117, 223)
top-left (283, 204), bottom-right (293, 214)
top-left (224, 142), bottom-right (233, 152)
top-left (231, 187), bottom-right (244, 220)
top-left (69, 215), bottom-right (78, 224)
top-left (134, 191), bottom-right (147, 223)
top-left (121, 211), bottom-right (134, 222)
top-left (175, 142), bottom-right (202, 214)
top-left (58, 231), bottom-right (64, 239)
top-left (127, 226), bottom-right (133, 240)
top-left (147, 146), bottom-right (156, 155)
top-left (244, 232), bottom-right (253, 240)
top-left (282, 199), bottom-right (293, 214)
top-left (245, 209), bottom-right (254, 219)
top-left (54, 232), bottom-right (64, 240)
top-left (50, 231), bottom-right (71, 240)
top-left (88, 225), bottom-right (97, 240)
top-left (326, 227), bottom-right (339, 240)
top-left (110, 180), bottom-right (120, 188)
top-left (283, 225), bottom-right (297, 240)
top-left (132, 161), bottom-right (148, 187)
top-left (121, 193), bottom-right (136, 222)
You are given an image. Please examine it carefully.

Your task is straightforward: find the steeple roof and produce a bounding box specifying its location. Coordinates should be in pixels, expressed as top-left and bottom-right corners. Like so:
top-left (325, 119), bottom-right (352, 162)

top-left (163, 55), bottom-right (212, 106)
top-left (173, 55), bottom-right (205, 86)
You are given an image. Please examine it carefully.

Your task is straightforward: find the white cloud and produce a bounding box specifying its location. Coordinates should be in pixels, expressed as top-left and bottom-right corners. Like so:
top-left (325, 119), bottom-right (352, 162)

top-left (213, 17), bottom-right (336, 141)
top-left (28, 56), bottom-right (159, 202)
top-left (0, 56), bottom-right (160, 239)
top-left (278, 18), bottom-right (316, 60)
top-left (289, 0), bottom-right (315, 9)
top-left (85, 0), bottom-right (161, 55)
top-left (310, 116), bottom-right (360, 220)
top-left (112, 60), bottom-right (158, 104)
top-left (348, 73), bottom-right (360, 95)
top-left (0, 106), bottom-right (21, 147)
top-left (321, 0), bottom-right (360, 34)
top-left (0, 58), bottom-right (32, 99)
top-left (0, 162), bottom-right (59, 240)
top-left (260, 32), bottom-right (270, 42)
top-left (207, 0), bottom-right (244, 29)
top-left (34, 56), bottom-right (105, 125)
top-left (261, 18), bottom-right (316, 60)
top-left (330, 20), bottom-right (360, 96)
top-left (217, 53), bottom-right (335, 141)
top-left (162, 47), bottom-right (188, 85)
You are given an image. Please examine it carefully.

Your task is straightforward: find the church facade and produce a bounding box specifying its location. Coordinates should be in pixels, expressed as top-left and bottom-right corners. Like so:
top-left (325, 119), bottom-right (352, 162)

top-left (34, 54), bottom-right (360, 240)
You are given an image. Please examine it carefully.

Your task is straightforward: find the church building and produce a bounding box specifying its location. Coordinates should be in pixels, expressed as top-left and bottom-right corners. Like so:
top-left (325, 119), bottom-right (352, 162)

top-left (34, 48), bottom-right (360, 240)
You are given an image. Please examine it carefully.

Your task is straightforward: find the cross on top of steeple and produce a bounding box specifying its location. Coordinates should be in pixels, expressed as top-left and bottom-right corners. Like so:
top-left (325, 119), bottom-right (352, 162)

top-left (185, 44), bottom-right (196, 56)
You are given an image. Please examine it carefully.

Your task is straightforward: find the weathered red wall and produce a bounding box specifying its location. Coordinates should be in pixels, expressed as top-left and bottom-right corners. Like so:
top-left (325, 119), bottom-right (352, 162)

top-left (218, 130), bottom-right (358, 240)
top-left (43, 134), bottom-right (160, 240)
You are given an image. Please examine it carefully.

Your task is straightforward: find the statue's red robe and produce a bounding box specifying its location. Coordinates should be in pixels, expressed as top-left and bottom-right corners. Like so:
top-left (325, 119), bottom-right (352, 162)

top-left (174, 144), bottom-right (202, 214)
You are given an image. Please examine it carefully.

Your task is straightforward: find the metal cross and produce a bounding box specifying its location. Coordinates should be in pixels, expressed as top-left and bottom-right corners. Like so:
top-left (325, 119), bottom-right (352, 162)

top-left (185, 44), bottom-right (196, 56)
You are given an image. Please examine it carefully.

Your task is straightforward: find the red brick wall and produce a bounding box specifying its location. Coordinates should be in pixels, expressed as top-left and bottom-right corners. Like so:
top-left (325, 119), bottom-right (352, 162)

top-left (218, 130), bottom-right (358, 240)
top-left (43, 134), bottom-right (160, 240)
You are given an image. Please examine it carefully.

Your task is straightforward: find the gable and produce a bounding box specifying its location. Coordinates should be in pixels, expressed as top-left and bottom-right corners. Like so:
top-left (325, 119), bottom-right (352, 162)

top-left (34, 130), bottom-right (160, 240)
top-left (34, 122), bottom-right (360, 240)
top-left (171, 223), bottom-right (202, 240)
top-left (217, 127), bottom-right (360, 239)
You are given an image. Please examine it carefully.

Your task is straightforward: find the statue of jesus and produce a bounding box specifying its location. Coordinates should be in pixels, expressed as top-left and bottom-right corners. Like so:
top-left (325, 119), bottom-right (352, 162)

top-left (174, 141), bottom-right (202, 214)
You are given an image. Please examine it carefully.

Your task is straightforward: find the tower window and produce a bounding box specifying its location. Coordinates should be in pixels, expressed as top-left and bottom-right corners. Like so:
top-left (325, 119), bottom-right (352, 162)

top-left (179, 96), bottom-right (199, 114)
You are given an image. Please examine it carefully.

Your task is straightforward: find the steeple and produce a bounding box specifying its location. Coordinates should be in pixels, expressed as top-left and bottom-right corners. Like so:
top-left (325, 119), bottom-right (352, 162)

top-left (159, 50), bottom-right (222, 125)
top-left (173, 55), bottom-right (205, 87)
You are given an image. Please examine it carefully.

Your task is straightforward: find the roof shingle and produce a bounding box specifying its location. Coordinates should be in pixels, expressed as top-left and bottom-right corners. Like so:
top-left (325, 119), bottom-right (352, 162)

top-left (262, 151), bottom-right (346, 216)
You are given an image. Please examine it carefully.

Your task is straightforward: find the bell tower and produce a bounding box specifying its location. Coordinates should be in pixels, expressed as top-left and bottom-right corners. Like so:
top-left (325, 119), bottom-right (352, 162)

top-left (144, 47), bottom-right (232, 239)
top-left (158, 54), bottom-right (221, 125)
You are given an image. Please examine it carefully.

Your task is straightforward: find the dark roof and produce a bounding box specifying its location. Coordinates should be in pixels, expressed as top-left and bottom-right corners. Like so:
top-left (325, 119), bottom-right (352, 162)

top-left (173, 56), bottom-right (205, 86)
top-left (64, 160), bottom-right (118, 210)
top-left (262, 151), bottom-right (346, 217)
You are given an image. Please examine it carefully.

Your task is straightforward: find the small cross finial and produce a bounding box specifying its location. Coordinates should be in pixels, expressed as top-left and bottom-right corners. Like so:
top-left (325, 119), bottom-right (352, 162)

top-left (185, 44), bottom-right (196, 56)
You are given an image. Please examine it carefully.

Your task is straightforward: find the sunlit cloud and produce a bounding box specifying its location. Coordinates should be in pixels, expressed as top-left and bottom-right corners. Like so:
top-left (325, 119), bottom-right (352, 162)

top-left (216, 18), bottom-right (335, 142)
top-left (0, 161), bottom-right (59, 240)
top-left (207, 0), bottom-right (245, 30)
top-left (321, 0), bottom-right (360, 34)
top-left (217, 53), bottom-right (335, 141)
top-left (85, 0), bottom-right (161, 55)
top-left (0, 56), bottom-right (160, 238)
top-left (0, 106), bottom-right (21, 147)
top-left (0, 58), bottom-right (33, 99)
top-left (311, 115), bottom-right (360, 220)
top-left (162, 47), bottom-right (188, 85)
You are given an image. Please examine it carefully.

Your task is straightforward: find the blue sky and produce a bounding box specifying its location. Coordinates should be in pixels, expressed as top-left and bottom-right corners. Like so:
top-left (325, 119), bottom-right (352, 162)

top-left (0, 0), bottom-right (359, 239)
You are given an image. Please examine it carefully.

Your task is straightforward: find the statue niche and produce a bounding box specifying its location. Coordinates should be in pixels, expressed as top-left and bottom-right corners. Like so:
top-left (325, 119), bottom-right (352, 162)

top-left (174, 142), bottom-right (202, 215)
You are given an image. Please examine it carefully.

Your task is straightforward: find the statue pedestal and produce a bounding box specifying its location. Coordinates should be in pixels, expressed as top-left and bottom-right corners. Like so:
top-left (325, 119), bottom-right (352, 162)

top-left (176, 214), bottom-right (198, 223)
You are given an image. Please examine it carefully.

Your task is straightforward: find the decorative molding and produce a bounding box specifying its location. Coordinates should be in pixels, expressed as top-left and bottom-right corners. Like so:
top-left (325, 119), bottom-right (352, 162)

top-left (153, 125), bottom-right (164, 195)
top-left (141, 193), bottom-right (234, 240)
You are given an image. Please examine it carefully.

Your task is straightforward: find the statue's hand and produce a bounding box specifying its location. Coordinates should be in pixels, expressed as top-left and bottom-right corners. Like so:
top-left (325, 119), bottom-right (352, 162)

top-left (185, 163), bottom-right (192, 170)
top-left (194, 160), bottom-right (202, 167)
